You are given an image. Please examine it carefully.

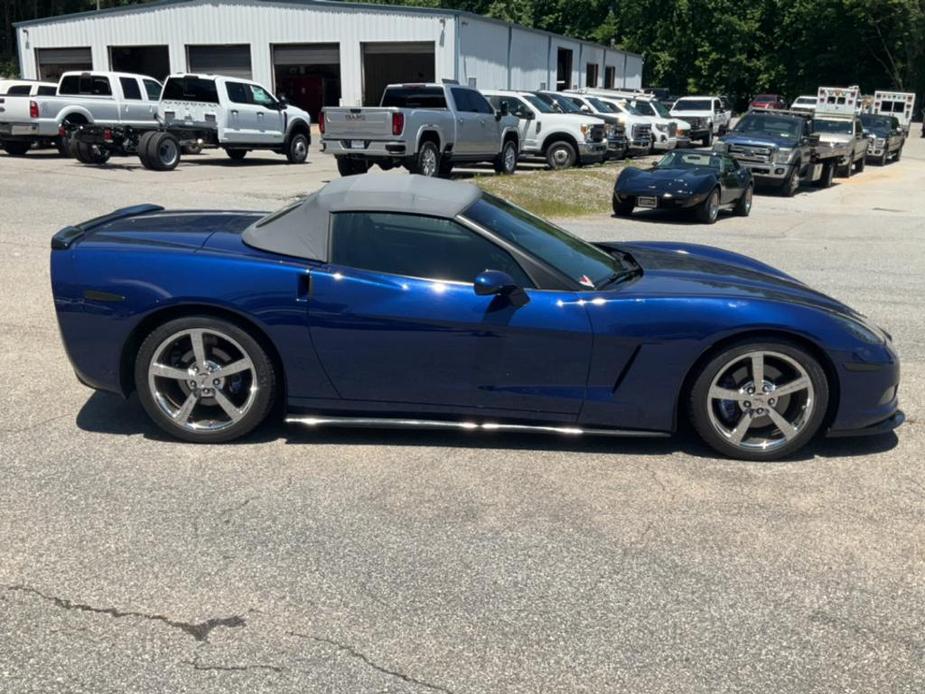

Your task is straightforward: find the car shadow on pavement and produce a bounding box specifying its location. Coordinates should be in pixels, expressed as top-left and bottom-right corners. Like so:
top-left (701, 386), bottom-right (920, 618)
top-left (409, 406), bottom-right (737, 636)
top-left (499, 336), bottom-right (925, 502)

top-left (612, 210), bottom-right (741, 226)
top-left (75, 390), bottom-right (899, 462)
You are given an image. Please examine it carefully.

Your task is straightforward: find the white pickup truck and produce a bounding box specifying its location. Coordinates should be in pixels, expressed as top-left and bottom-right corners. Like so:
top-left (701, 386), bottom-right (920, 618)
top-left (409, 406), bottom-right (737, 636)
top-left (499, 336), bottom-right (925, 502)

top-left (0, 71), bottom-right (162, 156)
top-left (670, 96), bottom-right (732, 146)
top-left (70, 73), bottom-right (312, 170)
top-left (482, 89), bottom-right (606, 169)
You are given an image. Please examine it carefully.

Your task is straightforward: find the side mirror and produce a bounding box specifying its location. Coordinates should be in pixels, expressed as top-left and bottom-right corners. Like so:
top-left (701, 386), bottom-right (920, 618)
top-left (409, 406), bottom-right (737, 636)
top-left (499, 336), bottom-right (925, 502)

top-left (496, 102), bottom-right (509, 119)
top-left (523, 110), bottom-right (535, 120)
top-left (808, 133), bottom-right (821, 145)
top-left (474, 270), bottom-right (518, 296)
top-left (580, 105), bottom-right (591, 113)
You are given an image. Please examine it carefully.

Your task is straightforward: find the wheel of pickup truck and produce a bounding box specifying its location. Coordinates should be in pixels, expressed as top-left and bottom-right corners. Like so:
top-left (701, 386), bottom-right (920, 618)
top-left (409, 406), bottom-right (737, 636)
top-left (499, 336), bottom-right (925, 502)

top-left (182, 143), bottom-right (203, 155)
top-left (336, 157), bottom-right (369, 176)
top-left (878, 151), bottom-right (888, 166)
top-left (142, 132), bottom-right (181, 171)
top-left (225, 148), bottom-right (247, 161)
top-left (285, 133), bottom-right (309, 164)
top-left (837, 158), bottom-right (852, 178)
top-left (894, 146), bottom-right (902, 162)
top-left (73, 141), bottom-right (111, 165)
top-left (815, 162), bottom-right (835, 188)
top-left (2, 141), bottom-right (30, 157)
top-left (856, 155), bottom-right (865, 173)
top-left (781, 164), bottom-right (800, 197)
top-left (546, 141), bottom-right (577, 170)
top-left (494, 139), bottom-right (518, 175)
top-left (412, 141), bottom-right (441, 177)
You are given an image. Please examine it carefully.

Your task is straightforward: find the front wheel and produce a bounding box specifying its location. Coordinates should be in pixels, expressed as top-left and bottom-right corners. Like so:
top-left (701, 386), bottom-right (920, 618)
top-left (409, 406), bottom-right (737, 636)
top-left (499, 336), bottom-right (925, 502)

top-left (286, 132), bottom-right (309, 164)
top-left (856, 155), bottom-right (865, 173)
top-left (612, 195), bottom-right (634, 217)
top-left (545, 141), bottom-right (577, 170)
top-left (781, 164), bottom-right (799, 197)
top-left (689, 340), bottom-right (829, 461)
top-left (225, 148), bottom-right (247, 161)
top-left (494, 139), bottom-right (518, 175)
top-left (815, 162), bottom-right (835, 188)
top-left (695, 188), bottom-right (720, 224)
top-left (894, 146), bottom-right (902, 162)
top-left (134, 316), bottom-right (277, 443)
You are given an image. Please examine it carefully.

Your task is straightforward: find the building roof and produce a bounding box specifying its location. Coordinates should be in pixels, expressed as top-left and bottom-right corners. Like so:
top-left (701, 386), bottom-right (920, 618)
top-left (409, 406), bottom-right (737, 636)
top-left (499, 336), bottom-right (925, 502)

top-left (13, 0), bottom-right (641, 58)
top-left (241, 174), bottom-right (482, 261)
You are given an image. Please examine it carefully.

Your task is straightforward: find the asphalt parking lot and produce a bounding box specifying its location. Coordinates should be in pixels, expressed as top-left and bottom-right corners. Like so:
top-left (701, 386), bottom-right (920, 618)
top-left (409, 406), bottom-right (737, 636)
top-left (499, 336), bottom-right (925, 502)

top-left (1, 138), bottom-right (923, 693)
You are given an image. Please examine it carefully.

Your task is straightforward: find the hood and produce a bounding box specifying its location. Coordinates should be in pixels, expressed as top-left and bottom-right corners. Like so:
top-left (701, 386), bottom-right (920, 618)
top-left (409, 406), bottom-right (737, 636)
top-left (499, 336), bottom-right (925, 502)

top-left (618, 166), bottom-right (715, 194)
top-left (670, 108), bottom-right (711, 117)
top-left (600, 241), bottom-right (857, 317)
top-left (721, 132), bottom-right (796, 150)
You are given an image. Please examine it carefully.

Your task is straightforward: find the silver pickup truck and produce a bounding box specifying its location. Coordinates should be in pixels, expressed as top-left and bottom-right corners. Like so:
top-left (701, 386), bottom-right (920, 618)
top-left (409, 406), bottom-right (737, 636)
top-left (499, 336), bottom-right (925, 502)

top-left (321, 82), bottom-right (522, 177)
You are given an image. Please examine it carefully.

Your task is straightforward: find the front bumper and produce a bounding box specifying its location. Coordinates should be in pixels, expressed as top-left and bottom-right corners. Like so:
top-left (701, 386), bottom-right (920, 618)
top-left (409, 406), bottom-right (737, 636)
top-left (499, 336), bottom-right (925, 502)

top-left (628, 137), bottom-right (652, 153)
top-left (321, 138), bottom-right (410, 158)
top-left (615, 189), bottom-right (706, 210)
top-left (827, 410), bottom-right (904, 438)
top-left (652, 136), bottom-right (678, 151)
top-left (730, 159), bottom-right (792, 181)
top-left (578, 141), bottom-right (606, 162)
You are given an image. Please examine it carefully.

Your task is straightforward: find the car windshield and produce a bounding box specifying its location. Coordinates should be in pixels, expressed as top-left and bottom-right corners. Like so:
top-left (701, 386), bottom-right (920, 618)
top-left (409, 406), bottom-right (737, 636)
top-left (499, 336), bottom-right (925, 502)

top-left (649, 100), bottom-right (671, 117)
top-left (588, 97), bottom-right (617, 113)
top-left (859, 114), bottom-right (892, 133)
top-left (657, 151), bottom-right (723, 170)
top-left (521, 93), bottom-right (555, 113)
top-left (675, 99), bottom-right (712, 111)
top-left (539, 93), bottom-right (582, 113)
top-left (733, 113), bottom-right (801, 139)
top-left (795, 97), bottom-right (816, 105)
top-left (464, 194), bottom-right (621, 289)
top-left (813, 118), bottom-right (852, 134)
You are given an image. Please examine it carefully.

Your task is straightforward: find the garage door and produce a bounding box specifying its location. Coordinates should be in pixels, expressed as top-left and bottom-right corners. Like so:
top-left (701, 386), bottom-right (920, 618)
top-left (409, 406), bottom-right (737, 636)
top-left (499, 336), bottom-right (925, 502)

top-left (362, 42), bottom-right (434, 106)
top-left (272, 43), bottom-right (341, 122)
top-left (36, 47), bottom-right (92, 81)
top-left (187, 45), bottom-right (252, 79)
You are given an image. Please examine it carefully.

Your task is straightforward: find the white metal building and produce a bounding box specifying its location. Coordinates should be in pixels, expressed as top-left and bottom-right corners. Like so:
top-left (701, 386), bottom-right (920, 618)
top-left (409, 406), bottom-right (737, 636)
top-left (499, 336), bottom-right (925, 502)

top-left (14, 0), bottom-right (643, 120)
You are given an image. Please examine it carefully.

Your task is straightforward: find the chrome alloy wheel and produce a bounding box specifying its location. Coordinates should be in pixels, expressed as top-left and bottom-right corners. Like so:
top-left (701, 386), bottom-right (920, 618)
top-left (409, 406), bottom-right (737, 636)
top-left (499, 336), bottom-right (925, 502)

top-left (504, 143), bottom-right (517, 170)
top-left (421, 147), bottom-right (437, 177)
top-left (706, 350), bottom-right (815, 452)
top-left (147, 328), bottom-right (257, 432)
top-left (708, 190), bottom-right (719, 221)
top-left (743, 186), bottom-right (753, 213)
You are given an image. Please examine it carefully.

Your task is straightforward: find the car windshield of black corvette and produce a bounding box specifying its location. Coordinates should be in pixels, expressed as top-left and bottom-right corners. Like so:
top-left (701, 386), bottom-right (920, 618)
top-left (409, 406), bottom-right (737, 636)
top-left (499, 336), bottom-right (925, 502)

top-left (658, 151), bottom-right (722, 170)
top-left (464, 194), bottom-right (621, 289)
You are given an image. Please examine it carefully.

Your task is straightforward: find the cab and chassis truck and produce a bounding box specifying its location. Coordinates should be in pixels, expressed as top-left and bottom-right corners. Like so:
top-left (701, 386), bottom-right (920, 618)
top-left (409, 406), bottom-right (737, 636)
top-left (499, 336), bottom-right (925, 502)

top-left (717, 110), bottom-right (844, 195)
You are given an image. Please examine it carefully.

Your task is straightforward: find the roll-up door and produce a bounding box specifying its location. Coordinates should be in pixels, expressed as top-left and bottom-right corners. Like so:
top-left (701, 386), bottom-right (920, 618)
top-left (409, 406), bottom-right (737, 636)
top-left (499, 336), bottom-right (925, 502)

top-left (187, 45), bottom-right (252, 79)
top-left (361, 42), bottom-right (435, 106)
top-left (36, 47), bottom-right (92, 81)
top-left (272, 43), bottom-right (341, 122)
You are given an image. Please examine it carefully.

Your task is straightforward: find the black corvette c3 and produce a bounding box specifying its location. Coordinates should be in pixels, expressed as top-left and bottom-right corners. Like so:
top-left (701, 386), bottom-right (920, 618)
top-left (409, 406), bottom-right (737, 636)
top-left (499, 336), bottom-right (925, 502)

top-left (612, 150), bottom-right (754, 224)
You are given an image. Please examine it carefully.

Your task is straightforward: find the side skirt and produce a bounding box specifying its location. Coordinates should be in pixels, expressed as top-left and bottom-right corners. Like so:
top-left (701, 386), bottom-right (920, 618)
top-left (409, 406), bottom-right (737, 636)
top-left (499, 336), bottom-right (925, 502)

top-left (286, 415), bottom-right (670, 438)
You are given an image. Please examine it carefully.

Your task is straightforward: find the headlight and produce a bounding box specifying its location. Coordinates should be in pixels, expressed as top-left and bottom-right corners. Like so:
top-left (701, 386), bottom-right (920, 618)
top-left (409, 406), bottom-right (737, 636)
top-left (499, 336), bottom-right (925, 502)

top-left (604, 123), bottom-right (615, 136)
top-left (678, 128), bottom-right (688, 136)
top-left (773, 147), bottom-right (795, 164)
top-left (580, 123), bottom-right (594, 139)
top-left (875, 137), bottom-right (886, 146)
top-left (838, 316), bottom-right (886, 345)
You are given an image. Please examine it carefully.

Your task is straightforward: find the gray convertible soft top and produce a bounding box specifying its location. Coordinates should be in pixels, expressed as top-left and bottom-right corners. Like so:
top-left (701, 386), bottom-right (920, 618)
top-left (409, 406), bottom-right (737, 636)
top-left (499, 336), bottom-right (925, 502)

top-left (241, 174), bottom-right (483, 261)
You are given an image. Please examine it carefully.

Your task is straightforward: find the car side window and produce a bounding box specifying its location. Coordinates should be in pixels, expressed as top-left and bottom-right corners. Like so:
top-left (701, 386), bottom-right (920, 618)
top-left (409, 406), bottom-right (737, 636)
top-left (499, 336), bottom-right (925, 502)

top-left (330, 212), bottom-right (533, 286)
top-left (89, 76), bottom-right (112, 96)
top-left (467, 90), bottom-right (494, 114)
top-left (120, 77), bottom-right (142, 100)
top-left (37, 85), bottom-right (57, 96)
top-left (451, 88), bottom-right (472, 112)
top-left (490, 96), bottom-right (530, 119)
top-left (7, 85), bottom-right (31, 95)
top-left (225, 81), bottom-right (250, 104)
top-left (143, 79), bottom-right (162, 101)
top-left (249, 84), bottom-right (277, 108)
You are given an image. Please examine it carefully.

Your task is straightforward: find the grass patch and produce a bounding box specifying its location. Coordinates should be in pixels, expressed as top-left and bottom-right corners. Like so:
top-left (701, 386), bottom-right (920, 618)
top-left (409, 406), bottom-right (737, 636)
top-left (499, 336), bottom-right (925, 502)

top-left (472, 160), bottom-right (634, 217)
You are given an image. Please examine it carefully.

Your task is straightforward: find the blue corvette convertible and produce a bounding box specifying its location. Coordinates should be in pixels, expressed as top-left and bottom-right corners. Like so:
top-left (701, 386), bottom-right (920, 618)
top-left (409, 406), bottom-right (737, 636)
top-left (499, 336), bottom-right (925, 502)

top-left (50, 175), bottom-right (902, 460)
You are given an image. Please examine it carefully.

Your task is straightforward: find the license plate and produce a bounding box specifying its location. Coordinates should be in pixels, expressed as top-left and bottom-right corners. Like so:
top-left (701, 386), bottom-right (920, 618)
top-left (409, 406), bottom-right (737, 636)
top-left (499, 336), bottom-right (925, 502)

top-left (638, 196), bottom-right (658, 208)
top-left (349, 140), bottom-right (366, 149)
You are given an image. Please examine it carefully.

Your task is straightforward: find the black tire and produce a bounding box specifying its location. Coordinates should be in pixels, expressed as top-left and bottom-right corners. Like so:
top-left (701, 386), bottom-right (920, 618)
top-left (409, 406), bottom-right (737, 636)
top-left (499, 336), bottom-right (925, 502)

top-left (545, 140), bottom-right (577, 170)
top-left (781, 164), bottom-right (799, 197)
top-left (856, 155), bottom-right (865, 173)
top-left (225, 148), bottom-right (247, 161)
top-left (688, 339), bottom-right (829, 461)
top-left (493, 138), bottom-right (518, 175)
top-left (73, 141), bottom-right (111, 165)
top-left (2, 140), bottom-right (30, 156)
top-left (412, 140), bottom-right (441, 177)
top-left (695, 188), bottom-right (720, 224)
top-left (134, 316), bottom-right (277, 444)
top-left (142, 132), bottom-right (181, 171)
top-left (285, 132), bottom-right (309, 164)
top-left (702, 130), bottom-right (713, 147)
top-left (894, 146), bottom-right (902, 162)
top-left (137, 131), bottom-right (158, 169)
top-left (182, 143), bottom-right (203, 155)
top-left (56, 136), bottom-right (70, 157)
top-left (336, 156), bottom-right (369, 176)
top-left (838, 158), bottom-right (852, 178)
top-left (734, 183), bottom-right (753, 216)
top-left (438, 159), bottom-right (454, 177)
top-left (815, 162), bottom-right (835, 188)
top-left (612, 195), bottom-right (634, 217)
top-left (880, 151), bottom-right (888, 166)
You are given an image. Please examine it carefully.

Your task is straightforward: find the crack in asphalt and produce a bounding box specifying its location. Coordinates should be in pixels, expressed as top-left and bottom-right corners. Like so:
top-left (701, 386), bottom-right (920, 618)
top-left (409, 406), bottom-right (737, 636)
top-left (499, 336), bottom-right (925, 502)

top-left (183, 656), bottom-right (283, 674)
top-left (6, 585), bottom-right (246, 642)
top-left (289, 631), bottom-right (455, 694)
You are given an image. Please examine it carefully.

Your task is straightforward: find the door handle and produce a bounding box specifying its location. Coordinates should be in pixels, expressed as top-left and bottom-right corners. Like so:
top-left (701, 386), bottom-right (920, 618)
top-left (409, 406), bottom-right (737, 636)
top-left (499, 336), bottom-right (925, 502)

top-left (231, 109), bottom-right (239, 115)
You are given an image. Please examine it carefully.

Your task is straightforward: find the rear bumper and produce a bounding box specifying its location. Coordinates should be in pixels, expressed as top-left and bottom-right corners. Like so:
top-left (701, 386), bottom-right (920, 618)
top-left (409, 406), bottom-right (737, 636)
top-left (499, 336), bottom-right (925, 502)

top-left (322, 138), bottom-right (409, 157)
top-left (0, 122), bottom-right (49, 139)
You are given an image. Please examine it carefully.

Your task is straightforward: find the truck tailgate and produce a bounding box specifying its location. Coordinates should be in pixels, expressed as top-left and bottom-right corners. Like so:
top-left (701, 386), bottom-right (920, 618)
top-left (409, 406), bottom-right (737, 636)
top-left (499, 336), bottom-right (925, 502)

top-left (159, 99), bottom-right (220, 130)
top-left (323, 108), bottom-right (396, 140)
top-left (0, 95), bottom-right (34, 123)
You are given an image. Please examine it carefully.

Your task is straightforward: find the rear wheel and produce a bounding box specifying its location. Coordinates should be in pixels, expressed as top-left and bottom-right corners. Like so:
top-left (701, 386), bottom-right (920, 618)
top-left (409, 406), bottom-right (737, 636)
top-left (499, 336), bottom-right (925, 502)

top-left (494, 139), bottom-right (518, 175)
top-left (134, 316), bottom-right (277, 443)
top-left (689, 340), bottom-right (829, 461)
top-left (695, 188), bottom-right (720, 224)
top-left (412, 140), bottom-right (440, 177)
top-left (2, 140), bottom-right (30, 156)
top-left (225, 148), bottom-right (247, 161)
top-left (336, 156), bottom-right (369, 176)
top-left (142, 132), bottom-right (181, 171)
top-left (734, 183), bottom-right (753, 216)
top-left (286, 132), bottom-right (309, 164)
top-left (73, 141), bottom-right (111, 165)
top-left (545, 140), bottom-right (577, 170)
